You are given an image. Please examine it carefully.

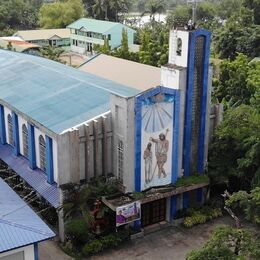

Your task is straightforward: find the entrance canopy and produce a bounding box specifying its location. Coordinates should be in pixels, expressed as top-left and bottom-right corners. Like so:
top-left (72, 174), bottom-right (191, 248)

top-left (0, 178), bottom-right (55, 253)
top-left (0, 144), bottom-right (59, 208)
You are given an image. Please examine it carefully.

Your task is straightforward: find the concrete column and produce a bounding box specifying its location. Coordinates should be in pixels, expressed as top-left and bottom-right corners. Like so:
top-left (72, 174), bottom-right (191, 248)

top-left (170, 195), bottom-right (177, 220)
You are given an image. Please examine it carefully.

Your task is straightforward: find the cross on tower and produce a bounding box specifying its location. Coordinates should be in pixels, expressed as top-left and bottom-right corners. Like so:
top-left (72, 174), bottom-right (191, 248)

top-left (187, 0), bottom-right (203, 24)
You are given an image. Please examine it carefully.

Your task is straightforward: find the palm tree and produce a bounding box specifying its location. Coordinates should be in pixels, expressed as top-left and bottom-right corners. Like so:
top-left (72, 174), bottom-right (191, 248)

top-left (142, 0), bottom-right (166, 22)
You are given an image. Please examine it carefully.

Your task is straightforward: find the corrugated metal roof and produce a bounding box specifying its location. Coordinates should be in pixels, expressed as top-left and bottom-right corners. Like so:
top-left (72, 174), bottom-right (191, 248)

top-left (13, 28), bottom-right (70, 41)
top-left (67, 18), bottom-right (135, 34)
top-left (0, 144), bottom-right (59, 208)
top-left (79, 54), bottom-right (161, 91)
top-left (0, 178), bottom-right (55, 253)
top-left (0, 50), bottom-right (140, 134)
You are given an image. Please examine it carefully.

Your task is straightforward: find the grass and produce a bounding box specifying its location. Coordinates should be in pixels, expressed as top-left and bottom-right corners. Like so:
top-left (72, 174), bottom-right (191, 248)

top-left (175, 175), bottom-right (209, 187)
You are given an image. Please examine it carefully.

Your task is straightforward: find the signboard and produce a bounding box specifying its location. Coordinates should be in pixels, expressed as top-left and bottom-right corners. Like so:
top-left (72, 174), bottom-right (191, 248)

top-left (116, 201), bottom-right (141, 227)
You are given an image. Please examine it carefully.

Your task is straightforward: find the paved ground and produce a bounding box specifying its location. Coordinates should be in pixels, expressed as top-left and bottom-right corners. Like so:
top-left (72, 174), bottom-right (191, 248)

top-left (39, 217), bottom-right (233, 260)
top-left (59, 52), bottom-right (89, 67)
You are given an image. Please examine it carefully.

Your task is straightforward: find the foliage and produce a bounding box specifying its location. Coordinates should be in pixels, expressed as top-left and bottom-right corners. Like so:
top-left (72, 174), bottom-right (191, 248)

top-left (82, 239), bottom-right (103, 256)
top-left (186, 225), bottom-right (260, 260)
top-left (213, 54), bottom-right (260, 106)
top-left (183, 206), bottom-right (223, 228)
top-left (39, 0), bottom-right (85, 28)
top-left (215, 7), bottom-right (260, 60)
top-left (166, 5), bottom-right (191, 28)
top-left (101, 233), bottom-right (122, 248)
top-left (225, 187), bottom-right (260, 225)
top-left (208, 105), bottom-right (260, 191)
top-left (132, 192), bottom-right (145, 200)
top-left (65, 219), bottom-right (90, 245)
top-left (175, 175), bottom-right (209, 187)
top-left (81, 231), bottom-right (128, 256)
top-left (0, 0), bottom-right (41, 31)
top-left (40, 46), bottom-right (65, 62)
top-left (141, 0), bottom-right (166, 22)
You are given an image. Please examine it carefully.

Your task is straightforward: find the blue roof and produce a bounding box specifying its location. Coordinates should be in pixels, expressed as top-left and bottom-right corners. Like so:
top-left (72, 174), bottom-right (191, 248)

top-left (0, 50), bottom-right (140, 134)
top-left (0, 178), bottom-right (55, 253)
top-left (67, 18), bottom-right (135, 34)
top-left (0, 143), bottom-right (59, 208)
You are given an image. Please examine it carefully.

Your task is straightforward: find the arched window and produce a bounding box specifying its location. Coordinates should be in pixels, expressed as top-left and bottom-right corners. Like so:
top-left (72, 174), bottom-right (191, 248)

top-left (39, 135), bottom-right (46, 172)
top-left (176, 38), bottom-right (182, 56)
top-left (22, 124), bottom-right (28, 158)
top-left (117, 140), bottom-right (124, 181)
top-left (7, 114), bottom-right (14, 146)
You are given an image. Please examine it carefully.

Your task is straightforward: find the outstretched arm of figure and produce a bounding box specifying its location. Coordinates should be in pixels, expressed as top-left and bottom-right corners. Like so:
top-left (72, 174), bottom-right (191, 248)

top-left (149, 137), bottom-right (158, 143)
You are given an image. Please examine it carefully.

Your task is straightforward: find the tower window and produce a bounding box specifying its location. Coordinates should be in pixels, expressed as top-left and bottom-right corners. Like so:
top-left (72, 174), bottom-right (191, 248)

top-left (117, 140), bottom-right (124, 181)
top-left (39, 135), bottom-right (46, 172)
top-left (176, 38), bottom-right (182, 56)
top-left (7, 114), bottom-right (14, 146)
top-left (22, 124), bottom-right (28, 158)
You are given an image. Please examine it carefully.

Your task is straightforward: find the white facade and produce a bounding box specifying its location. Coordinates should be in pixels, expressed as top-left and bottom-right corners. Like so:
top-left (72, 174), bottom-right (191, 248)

top-left (0, 245), bottom-right (34, 260)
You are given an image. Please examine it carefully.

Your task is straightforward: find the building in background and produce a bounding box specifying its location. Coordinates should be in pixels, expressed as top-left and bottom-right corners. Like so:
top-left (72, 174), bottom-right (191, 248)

top-left (0, 36), bottom-right (40, 55)
top-left (0, 178), bottom-right (55, 260)
top-left (78, 53), bottom-right (161, 90)
top-left (13, 28), bottom-right (70, 48)
top-left (67, 18), bottom-right (135, 54)
top-left (0, 27), bottom-right (213, 240)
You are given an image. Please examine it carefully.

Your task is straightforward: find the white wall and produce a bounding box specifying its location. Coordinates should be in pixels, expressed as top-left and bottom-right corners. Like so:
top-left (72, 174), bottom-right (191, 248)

top-left (18, 115), bottom-right (28, 157)
top-left (0, 244), bottom-right (34, 260)
top-left (169, 30), bottom-right (189, 68)
top-left (52, 138), bottom-right (58, 183)
top-left (34, 127), bottom-right (46, 171)
top-left (3, 106), bottom-right (12, 145)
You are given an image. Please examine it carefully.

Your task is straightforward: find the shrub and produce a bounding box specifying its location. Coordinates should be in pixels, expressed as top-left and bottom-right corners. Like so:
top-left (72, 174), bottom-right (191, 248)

top-left (183, 207), bottom-right (223, 228)
top-left (82, 240), bottom-right (103, 256)
top-left (101, 234), bottom-right (122, 249)
top-left (65, 219), bottom-right (89, 245)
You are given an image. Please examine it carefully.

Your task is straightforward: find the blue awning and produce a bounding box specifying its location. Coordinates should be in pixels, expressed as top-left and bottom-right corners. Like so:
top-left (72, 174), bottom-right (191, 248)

top-left (0, 143), bottom-right (59, 208)
top-left (0, 178), bottom-right (55, 253)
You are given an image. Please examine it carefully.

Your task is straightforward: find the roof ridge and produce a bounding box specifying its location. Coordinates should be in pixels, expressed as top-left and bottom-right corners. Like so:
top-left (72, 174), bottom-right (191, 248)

top-left (0, 219), bottom-right (55, 237)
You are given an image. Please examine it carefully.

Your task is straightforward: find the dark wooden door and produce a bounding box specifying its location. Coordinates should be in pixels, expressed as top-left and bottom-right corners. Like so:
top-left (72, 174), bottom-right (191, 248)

top-left (141, 198), bottom-right (166, 227)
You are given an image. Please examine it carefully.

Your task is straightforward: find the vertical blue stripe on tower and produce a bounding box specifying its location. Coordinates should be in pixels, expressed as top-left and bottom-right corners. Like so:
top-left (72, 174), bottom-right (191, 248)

top-left (183, 29), bottom-right (211, 177)
top-left (28, 123), bottom-right (36, 169)
top-left (46, 135), bottom-right (54, 184)
top-left (0, 105), bottom-right (6, 144)
top-left (183, 192), bottom-right (189, 209)
top-left (12, 112), bottom-right (20, 156)
top-left (198, 34), bottom-right (211, 173)
top-left (170, 195), bottom-right (177, 220)
top-left (171, 91), bottom-right (180, 184)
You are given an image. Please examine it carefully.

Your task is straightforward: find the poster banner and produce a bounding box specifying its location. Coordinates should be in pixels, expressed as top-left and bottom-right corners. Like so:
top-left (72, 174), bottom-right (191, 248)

top-left (116, 201), bottom-right (141, 227)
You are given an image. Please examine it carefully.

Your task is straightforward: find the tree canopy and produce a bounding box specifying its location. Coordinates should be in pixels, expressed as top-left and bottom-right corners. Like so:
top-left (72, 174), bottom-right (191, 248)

top-left (39, 0), bottom-right (85, 28)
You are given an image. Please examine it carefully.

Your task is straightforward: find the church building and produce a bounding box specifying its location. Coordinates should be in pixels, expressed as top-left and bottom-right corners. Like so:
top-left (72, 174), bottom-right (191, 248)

top-left (0, 27), bottom-right (212, 239)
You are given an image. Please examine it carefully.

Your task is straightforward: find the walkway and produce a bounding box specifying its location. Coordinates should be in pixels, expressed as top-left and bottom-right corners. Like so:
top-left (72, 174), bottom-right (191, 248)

top-left (39, 217), bottom-right (234, 260)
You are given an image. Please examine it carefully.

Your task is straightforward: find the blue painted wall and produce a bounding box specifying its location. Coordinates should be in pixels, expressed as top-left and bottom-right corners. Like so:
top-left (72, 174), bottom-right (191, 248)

top-left (46, 135), bottom-right (54, 184)
top-left (0, 105), bottom-right (6, 144)
top-left (170, 195), bottom-right (177, 220)
top-left (12, 112), bottom-right (20, 156)
top-left (28, 123), bottom-right (36, 169)
top-left (183, 29), bottom-right (211, 177)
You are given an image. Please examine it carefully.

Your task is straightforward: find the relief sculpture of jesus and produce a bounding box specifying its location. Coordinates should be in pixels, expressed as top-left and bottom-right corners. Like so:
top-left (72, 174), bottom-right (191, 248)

top-left (150, 131), bottom-right (169, 178)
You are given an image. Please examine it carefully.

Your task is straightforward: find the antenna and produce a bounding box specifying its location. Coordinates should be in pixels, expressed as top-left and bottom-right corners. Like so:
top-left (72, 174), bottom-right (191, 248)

top-left (187, 0), bottom-right (203, 24)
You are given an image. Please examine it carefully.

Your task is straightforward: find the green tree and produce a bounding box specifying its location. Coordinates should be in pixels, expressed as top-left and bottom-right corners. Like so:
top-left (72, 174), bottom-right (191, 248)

top-left (39, 0), bottom-right (85, 28)
top-left (166, 5), bottom-right (192, 28)
top-left (142, 0), bottom-right (166, 22)
top-left (187, 226), bottom-right (260, 260)
top-left (119, 28), bottom-right (129, 59)
top-left (208, 105), bottom-right (260, 191)
top-left (213, 54), bottom-right (259, 106)
top-left (225, 187), bottom-right (260, 225)
top-left (243, 0), bottom-right (260, 24)
top-left (40, 46), bottom-right (64, 62)
top-left (215, 8), bottom-right (260, 60)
